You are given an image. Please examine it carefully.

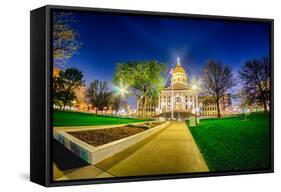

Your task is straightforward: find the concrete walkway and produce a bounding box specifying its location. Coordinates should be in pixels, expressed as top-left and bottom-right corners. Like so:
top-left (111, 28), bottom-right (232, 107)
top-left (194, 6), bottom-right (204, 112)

top-left (55, 121), bottom-right (208, 180)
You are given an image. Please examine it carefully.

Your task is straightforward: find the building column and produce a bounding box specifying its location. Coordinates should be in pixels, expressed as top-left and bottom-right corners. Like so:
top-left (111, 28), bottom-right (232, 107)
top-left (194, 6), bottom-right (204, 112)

top-left (166, 95), bottom-right (168, 111)
top-left (188, 94), bottom-right (191, 109)
top-left (192, 93), bottom-right (195, 112)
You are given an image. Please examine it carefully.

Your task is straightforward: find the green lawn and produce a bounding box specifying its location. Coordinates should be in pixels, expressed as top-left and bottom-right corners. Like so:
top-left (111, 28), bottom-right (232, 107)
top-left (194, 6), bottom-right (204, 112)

top-left (53, 111), bottom-right (146, 127)
top-left (187, 112), bottom-right (271, 172)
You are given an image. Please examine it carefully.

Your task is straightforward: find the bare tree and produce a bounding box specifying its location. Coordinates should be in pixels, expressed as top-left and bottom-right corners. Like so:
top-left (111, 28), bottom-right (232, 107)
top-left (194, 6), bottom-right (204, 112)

top-left (239, 57), bottom-right (270, 112)
top-left (53, 12), bottom-right (82, 66)
top-left (86, 80), bottom-right (112, 114)
top-left (201, 60), bottom-right (235, 117)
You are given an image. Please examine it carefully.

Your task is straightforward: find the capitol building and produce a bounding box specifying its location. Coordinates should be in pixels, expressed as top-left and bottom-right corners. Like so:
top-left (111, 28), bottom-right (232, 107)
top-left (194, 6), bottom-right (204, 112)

top-left (158, 58), bottom-right (198, 114)
top-left (137, 58), bottom-right (199, 117)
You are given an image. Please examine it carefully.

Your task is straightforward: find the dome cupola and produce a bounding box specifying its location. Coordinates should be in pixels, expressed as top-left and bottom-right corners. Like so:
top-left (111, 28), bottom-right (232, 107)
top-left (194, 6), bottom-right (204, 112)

top-left (171, 58), bottom-right (188, 85)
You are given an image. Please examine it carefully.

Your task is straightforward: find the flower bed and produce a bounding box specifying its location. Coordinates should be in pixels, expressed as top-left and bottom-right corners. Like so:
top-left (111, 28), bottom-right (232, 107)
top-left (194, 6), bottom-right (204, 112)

top-left (68, 126), bottom-right (146, 147)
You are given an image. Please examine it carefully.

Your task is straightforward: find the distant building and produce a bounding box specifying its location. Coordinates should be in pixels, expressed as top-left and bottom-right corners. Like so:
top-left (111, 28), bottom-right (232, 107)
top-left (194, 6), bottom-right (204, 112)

top-left (53, 66), bottom-right (60, 77)
top-left (137, 97), bottom-right (158, 117)
top-left (199, 94), bottom-right (232, 116)
top-left (221, 93), bottom-right (232, 111)
top-left (199, 96), bottom-right (215, 116)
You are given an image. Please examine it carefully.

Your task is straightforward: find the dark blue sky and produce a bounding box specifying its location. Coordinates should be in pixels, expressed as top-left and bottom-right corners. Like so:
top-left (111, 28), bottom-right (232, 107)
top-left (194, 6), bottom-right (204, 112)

top-left (55, 11), bottom-right (270, 108)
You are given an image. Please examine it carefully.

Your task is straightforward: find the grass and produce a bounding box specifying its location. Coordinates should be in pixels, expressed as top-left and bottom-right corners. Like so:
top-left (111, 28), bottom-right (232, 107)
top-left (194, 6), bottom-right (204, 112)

top-left (53, 111), bottom-right (146, 127)
top-left (187, 112), bottom-right (271, 172)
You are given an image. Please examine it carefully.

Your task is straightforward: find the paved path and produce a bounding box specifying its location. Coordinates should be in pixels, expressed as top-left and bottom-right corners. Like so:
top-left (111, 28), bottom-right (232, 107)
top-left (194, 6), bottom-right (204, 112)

top-left (55, 121), bottom-right (208, 180)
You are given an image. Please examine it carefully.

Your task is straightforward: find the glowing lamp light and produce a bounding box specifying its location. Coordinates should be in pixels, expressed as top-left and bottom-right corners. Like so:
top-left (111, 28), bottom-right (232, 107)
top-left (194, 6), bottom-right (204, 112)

top-left (120, 88), bottom-right (126, 94)
top-left (192, 85), bottom-right (198, 90)
top-left (114, 83), bottom-right (129, 97)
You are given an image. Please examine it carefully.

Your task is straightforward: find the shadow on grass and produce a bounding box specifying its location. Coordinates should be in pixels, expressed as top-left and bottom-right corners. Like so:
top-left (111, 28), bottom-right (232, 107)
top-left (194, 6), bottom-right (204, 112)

top-left (53, 139), bottom-right (89, 171)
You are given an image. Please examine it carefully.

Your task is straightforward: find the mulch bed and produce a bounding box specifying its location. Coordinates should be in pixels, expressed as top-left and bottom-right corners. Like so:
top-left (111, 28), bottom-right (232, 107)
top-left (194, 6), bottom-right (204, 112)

top-left (68, 126), bottom-right (146, 147)
top-left (145, 122), bottom-right (163, 128)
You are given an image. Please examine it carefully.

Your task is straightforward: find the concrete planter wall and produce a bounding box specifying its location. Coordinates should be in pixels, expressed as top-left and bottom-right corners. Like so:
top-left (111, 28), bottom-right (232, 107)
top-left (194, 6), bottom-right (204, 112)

top-left (53, 121), bottom-right (170, 165)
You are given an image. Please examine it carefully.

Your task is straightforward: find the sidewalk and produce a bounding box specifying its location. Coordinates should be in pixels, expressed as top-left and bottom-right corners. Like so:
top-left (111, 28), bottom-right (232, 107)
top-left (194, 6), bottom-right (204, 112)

top-left (55, 121), bottom-right (208, 180)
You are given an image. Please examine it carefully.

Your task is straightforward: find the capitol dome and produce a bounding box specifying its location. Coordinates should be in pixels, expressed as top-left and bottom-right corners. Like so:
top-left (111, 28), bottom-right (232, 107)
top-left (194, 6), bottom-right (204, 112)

top-left (171, 58), bottom-right (188, 85)
top-left (173, 65), bottom-right (186, 74)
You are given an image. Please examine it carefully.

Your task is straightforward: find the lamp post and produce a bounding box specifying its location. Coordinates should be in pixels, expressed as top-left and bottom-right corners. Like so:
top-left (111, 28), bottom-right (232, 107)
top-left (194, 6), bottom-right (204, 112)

top-left (192, 84), bottom-right (199, 125)
top-left (115, 85), bottom-right (128, 115)
top-left (171, 82), bottom-right (174, 120)
top-left (119, 88), bottom-right (126, 95)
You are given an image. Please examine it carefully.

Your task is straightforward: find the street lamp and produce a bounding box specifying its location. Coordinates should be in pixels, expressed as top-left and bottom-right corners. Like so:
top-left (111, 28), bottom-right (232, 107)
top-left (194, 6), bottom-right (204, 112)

top-left (116, 84), bottom-right (128, 97)
top-left (114, 84), bottom-right (129, 115)
top-left (192, 85), bottom-right (197, 90)
top-left (191, 84), bottom-right (199, 125)
top-left (120, 88), bottom-right (126, 94)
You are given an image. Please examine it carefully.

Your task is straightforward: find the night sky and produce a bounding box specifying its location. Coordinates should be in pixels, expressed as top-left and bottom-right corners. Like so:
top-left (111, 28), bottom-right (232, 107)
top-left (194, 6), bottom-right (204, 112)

top-left (54, 11), bottom-right (270, 108)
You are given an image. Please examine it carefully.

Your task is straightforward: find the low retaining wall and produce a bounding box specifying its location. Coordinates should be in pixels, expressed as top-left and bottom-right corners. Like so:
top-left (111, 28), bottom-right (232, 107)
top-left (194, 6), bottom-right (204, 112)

top-left (53, 121), bottom-right (152, 132)
top-left (53, 121), bottom-right (170, 165)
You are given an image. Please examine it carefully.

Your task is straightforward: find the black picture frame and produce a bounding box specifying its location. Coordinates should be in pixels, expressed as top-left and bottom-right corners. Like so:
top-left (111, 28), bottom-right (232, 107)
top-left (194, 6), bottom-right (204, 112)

top-left (30, 5), bottom-right (274, 187)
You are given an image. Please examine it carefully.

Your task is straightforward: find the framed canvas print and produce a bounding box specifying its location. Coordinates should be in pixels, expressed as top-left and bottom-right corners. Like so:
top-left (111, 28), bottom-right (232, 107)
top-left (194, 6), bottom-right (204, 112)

top-left (30, 5), bottom-right (274, 187)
